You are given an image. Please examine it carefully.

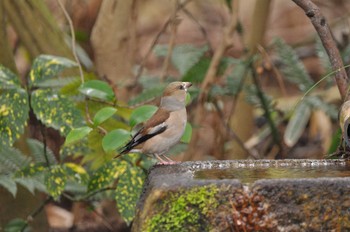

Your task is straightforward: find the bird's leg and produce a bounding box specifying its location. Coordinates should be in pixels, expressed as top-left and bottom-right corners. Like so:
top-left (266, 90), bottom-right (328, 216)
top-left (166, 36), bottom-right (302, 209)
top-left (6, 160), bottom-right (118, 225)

top-left (154, 153), bottom-right (168, 164)
top-left (161, 154), bottom-right (180, 165)
top-left (162, 154), bottom-right (173, 161)
top-left (154, 154), bottom-right (178, 165)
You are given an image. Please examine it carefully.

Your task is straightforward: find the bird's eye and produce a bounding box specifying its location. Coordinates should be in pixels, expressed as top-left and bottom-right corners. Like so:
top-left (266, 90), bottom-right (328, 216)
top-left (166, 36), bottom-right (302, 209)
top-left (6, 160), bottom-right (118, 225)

top-left (179, 85), bottom-right (184, 90)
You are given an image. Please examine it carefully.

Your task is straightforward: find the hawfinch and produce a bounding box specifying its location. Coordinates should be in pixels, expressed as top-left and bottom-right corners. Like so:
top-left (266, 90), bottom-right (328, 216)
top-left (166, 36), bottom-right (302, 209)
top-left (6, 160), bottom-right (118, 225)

top-left (339, 100), bottom-right (350, 148)
top-left (117, 81), bottom-right (192, 164)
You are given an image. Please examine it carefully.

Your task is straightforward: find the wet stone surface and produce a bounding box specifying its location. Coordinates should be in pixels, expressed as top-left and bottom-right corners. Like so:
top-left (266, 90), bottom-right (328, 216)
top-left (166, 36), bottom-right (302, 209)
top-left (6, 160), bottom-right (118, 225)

top-left (132, 159), bottom-right (350, 232)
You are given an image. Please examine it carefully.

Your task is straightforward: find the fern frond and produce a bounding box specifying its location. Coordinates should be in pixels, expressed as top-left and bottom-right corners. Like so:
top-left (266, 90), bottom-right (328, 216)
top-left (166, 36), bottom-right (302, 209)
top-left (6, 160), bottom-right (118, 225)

top-left (274, 38), bottom-right (314, 92)
top-left (0, 146), bottom-right (31, 174)
top-left (27, 138), bottom-right (57, 166)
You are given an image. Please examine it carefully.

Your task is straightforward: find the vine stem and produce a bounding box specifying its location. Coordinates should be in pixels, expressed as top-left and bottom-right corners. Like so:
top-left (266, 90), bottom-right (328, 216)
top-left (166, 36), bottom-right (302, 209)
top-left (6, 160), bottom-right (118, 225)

top-left (56, 0), bottom-right (84, 84)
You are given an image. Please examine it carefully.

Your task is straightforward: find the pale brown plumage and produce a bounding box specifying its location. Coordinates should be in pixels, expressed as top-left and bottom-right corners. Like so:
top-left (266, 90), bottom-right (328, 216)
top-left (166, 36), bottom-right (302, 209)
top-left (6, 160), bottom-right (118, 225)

top-left (117, 82), bottom-right (192, 164)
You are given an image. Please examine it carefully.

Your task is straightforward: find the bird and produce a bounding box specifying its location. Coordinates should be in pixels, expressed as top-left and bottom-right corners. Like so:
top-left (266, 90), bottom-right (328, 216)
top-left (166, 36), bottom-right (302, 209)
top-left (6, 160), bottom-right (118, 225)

top-left (116, 81), bottom-right (192, 164)
top-left (339, 100), bottom-right (350, 149)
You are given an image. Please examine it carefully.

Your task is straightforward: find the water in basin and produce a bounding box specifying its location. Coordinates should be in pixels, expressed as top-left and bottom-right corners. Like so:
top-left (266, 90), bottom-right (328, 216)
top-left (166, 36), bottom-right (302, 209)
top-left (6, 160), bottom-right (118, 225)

top-left (194, 164), bottom-right (350, 183)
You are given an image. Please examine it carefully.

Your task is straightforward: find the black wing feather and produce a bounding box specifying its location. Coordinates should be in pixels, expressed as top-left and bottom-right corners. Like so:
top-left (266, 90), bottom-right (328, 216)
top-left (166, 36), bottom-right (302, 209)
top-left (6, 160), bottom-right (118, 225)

top-left (117, 125), bottom-right (167, 155)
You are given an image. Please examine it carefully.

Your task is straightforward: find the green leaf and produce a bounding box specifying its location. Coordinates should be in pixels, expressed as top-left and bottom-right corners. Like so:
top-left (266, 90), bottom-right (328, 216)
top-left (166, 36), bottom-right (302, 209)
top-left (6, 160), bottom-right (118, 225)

top-left (182, 57), bottom-right (211, 83)
top-left (0, 89), bottom-right (29, 146)
top-left (29, 55), bottom-right (77, 88)
top-left (79, 80), bottom-right (115, 101)
top-left (129, 105), bottom-right (158, 127)
top-left (93, 107), bottom-right (117, 126)
top-left (88, 160), bottom-right (128, 192)
top-left (274, 38), bottom-right (314, 92)
top-left (128, 85), bottom-right (165, 106)
top-left (4, 218), bottom-right (29, 232)
top-left (27, 138), bottom-right (57, 165)
top-left (45, 165), bottom-right (67, 200)
top-left (181, 123), bottom-right (192, 143)
top-left (0, 65), bottom-right (20, 89)
top-left (284, 101), bottom-right (311, 147)
top-left (171, 44), bottom-right (208, 75)
top-left (0, 176), bottom-right (17, 197)
top-left (185, 92), bottom-right (191, 105)
top-left (31, 88), bottom-right (84, 135)
top-left (65, 126), bottom-right (93, 145)
top-left (102, 129), bottom-right (131, 152)
top-left (116, 166), bottom-right (145, 224)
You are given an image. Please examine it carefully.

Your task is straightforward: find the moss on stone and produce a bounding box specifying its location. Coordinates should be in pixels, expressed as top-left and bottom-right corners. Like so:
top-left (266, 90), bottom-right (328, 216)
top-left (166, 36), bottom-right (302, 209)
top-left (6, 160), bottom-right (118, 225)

top-left (144, 185), bottom-right (218, 232)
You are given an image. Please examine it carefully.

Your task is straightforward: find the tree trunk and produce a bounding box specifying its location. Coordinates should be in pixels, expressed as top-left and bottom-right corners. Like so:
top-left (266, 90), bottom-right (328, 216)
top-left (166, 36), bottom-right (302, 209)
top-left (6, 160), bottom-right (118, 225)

top-left (3, 0), bottom-right (73, 59)
top-left (0, 1), bottom-right (17, 73)
top-left (91, 0), bottom-right (137, 102)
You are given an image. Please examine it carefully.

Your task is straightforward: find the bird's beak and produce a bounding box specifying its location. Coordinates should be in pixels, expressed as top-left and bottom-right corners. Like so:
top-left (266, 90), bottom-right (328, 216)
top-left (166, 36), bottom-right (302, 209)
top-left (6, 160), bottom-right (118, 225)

top-left (183, 82), bottom-right (192, 91)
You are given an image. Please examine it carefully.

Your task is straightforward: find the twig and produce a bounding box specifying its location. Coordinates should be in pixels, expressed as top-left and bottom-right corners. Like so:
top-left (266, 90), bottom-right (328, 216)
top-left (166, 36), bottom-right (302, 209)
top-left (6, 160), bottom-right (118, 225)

top-left (213, 100), bottom-right (260, 159)
top-left (186, 0), bottom-right (239, 160)
top-left (56, 0), bottom-right (108, 135)
top-left (181, 7), bottom-right (213, 53)
top-left (134, 0), bottom-right (193, 82)
top-left (159, 1), bottom-right (180, 81)
top-left (21, 197), bottom-right (53, 231)
top-left (257, 45), bottom-right (287, 96)
top-left (40, 124), bottom-right (50, 167)
top-left (84, 102), bottom-right (108, 135)
top-left (292, 0), bottom-right (349, 101)
top-left (250, 61), bottom-right (283, 157)
top-left (56, 0), bottom-right (84, 84)
top-left (63, 186), bottom-right (116, 202)
top-left (198, 0), bottom-right (239, 102)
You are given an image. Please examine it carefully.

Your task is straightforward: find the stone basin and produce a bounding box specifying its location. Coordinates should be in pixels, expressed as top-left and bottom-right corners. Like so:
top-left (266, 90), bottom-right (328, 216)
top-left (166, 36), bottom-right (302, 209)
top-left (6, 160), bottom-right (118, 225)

top-left (132, 159), bottom-right (350, 232)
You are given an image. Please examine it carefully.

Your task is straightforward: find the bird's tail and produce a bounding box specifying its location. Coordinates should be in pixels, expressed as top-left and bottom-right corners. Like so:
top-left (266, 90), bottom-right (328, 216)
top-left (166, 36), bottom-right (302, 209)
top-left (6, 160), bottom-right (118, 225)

top-left (114, 139), bottom-right (135, 159)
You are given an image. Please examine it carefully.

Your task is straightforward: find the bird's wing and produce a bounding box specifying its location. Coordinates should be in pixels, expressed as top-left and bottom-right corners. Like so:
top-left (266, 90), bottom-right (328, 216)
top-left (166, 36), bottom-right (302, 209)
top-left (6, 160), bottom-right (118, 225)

top-left (118, 108), bottom-right (170, 154)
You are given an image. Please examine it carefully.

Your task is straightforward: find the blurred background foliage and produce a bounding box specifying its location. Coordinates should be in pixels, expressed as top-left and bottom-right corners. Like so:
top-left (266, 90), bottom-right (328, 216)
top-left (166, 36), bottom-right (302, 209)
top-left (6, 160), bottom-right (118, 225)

top-left (0, 0), bottom-right (350, 231)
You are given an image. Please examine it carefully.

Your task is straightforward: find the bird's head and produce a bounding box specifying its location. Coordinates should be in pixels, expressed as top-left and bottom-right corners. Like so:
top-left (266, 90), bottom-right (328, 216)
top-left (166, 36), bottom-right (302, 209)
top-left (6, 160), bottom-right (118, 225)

top-left (160, 82), bottom-right (192, 111)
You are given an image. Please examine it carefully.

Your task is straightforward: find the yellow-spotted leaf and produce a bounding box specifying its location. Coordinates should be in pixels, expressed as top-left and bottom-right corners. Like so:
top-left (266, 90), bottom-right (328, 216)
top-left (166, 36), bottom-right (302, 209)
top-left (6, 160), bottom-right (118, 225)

top-left (29, 55), bottom-right (77, 88)
top-left (115, 166), bottom-right (145, 224)
top-left (64, 163), bottom-right (89, 184)
top-left (31, 89), bottom-right (84, 135)
top-left (0, 89), bottom-right (29, 146)
top-left (93, 107), bottom-right (117, 126)
top-left (45, 165), bottom-right (67, 200)
top-left (0, 65), bottom-right (21, 89)
top-left (88, 159), bottom-right (128, 192)
top-left (15, 163), bottom-right (46, 178)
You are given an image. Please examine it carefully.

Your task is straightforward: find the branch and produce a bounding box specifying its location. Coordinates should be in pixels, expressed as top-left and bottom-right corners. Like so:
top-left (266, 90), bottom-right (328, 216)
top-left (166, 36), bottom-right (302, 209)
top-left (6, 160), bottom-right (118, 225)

top-left (292, 0), bottom-right (349, 101)
top-left (159, 1), bottom-right (181, 81)
top-left (134, 0), bottom-right (192, 82)
top-left (197, 0), bottom-right (239, 102)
